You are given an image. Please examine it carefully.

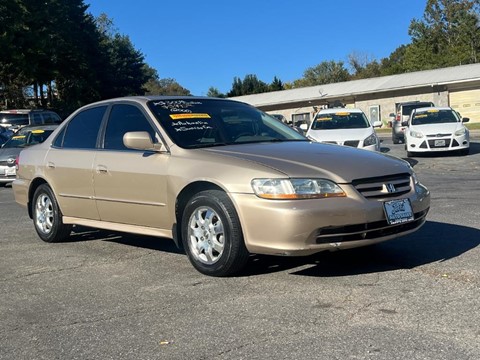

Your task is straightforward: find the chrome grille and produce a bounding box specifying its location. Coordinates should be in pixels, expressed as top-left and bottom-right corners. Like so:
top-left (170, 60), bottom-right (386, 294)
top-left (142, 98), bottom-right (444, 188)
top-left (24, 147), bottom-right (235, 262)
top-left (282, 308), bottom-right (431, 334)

top-left (352, 173), bottom-right (411, 199)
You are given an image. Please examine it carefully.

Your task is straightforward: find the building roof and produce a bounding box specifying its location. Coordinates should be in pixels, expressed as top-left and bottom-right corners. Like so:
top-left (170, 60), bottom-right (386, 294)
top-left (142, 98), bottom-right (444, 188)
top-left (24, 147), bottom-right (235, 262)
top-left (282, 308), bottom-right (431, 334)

top-left (231, 63), bottom-right (480, 108)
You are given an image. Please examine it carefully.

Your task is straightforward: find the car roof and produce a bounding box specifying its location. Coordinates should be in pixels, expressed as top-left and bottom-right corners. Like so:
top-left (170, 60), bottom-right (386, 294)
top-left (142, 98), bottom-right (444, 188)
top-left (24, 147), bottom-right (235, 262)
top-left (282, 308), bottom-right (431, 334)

top-left (412, 106), bottom-right (453, 112)
top-left (0, 109), bottom-right (57, 114)
top-left (398, 101), bottom-right (433, 106)
top-left (317, 108), bottom-right (364, 114)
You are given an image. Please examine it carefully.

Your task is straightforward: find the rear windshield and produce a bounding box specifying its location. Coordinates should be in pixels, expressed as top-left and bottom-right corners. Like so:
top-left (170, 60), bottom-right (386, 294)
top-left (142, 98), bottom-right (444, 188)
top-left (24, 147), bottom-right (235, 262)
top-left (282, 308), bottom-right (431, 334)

top-left (147, 99), bottom-right (306, 148)
top-left (401, 103), bottom-right (433, 116)
top-left (0, 113), bottom-right (29, 126)
top-left (311, 111), bottom-right (369, 130)
top-left (411, 109), bottom-right (459, 125)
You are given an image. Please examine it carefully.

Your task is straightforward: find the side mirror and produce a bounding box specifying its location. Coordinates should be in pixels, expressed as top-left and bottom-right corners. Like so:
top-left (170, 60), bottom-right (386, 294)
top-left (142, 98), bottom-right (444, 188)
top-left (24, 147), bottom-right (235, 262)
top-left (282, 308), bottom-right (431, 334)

top-left (299, 123), bottom-right (308, 131)
top-left (462, 117), bottom-right (470, 123)
top-left (401, 121), bottom-right (409, 127)
top-left (123, 131), bottom-right (165, 152)
top-left (372, 120), bottom-right (382, 128)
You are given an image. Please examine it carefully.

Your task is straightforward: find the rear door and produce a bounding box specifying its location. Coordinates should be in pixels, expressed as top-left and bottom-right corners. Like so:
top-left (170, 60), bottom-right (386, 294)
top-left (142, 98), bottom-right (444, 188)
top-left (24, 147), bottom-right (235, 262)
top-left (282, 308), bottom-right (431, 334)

top-left (45, 106), bottom-right (107, 220)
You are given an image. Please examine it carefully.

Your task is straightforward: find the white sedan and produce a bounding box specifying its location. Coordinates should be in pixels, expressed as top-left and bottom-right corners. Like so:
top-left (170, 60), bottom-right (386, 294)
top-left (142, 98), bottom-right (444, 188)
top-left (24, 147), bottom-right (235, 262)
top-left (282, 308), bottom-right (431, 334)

top-left (403, 107), bottom-right (470, 156)
top-left (306, 108), bottom-right (382, 151)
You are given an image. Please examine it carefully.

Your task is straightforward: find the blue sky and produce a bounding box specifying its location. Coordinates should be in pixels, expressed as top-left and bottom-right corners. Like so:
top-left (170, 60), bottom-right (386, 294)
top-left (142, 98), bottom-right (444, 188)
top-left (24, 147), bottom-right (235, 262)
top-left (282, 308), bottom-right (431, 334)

top-left (86, 0), bottom-right (427, 96)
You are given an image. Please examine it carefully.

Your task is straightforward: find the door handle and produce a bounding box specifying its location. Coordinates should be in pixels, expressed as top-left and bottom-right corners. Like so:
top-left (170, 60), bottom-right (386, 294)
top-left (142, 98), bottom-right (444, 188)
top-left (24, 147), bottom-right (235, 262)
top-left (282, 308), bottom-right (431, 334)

top-left (47, 162), bottom-right (55, 169)
top-left (96, 165), bottom-right (108, 174)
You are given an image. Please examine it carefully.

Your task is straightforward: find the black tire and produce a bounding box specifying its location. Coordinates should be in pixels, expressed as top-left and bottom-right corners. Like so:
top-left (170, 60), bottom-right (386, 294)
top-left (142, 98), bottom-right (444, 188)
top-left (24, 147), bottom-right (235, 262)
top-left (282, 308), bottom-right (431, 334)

top-left (181, 190), bottom-right (249, 277)
top-left (32, 184), bottom-right (72, 243)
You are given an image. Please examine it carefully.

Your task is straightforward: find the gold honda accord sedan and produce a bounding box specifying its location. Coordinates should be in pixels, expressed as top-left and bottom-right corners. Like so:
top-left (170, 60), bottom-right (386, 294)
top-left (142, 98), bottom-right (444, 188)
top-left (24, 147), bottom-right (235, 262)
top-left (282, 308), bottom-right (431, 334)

top-left (13, 97), bottom-right (430, 276)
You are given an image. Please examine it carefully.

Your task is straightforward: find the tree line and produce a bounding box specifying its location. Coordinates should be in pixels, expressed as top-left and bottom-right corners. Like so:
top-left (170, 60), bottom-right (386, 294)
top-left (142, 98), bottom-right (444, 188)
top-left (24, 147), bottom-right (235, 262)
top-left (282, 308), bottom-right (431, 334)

top-left (1, 0), bottom-right (479, 113)
top-left (0, 0), bottom-right (189, 116)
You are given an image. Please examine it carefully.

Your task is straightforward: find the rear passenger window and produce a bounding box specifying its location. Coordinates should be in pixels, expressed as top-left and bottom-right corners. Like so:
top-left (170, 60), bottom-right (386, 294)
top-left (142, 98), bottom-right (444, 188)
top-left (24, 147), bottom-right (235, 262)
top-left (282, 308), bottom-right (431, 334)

top-left (104, 104), bottom-right (157, 150)
top-left (61, 106), bottom-right (107, 149)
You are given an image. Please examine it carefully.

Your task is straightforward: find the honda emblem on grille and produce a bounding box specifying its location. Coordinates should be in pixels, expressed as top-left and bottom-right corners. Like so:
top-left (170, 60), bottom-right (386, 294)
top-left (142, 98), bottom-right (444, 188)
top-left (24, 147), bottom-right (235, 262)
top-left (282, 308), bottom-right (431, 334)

top-left (386, 183), bottom-right (396, 193)
top-left (7, 157), bottom-right (15, 165)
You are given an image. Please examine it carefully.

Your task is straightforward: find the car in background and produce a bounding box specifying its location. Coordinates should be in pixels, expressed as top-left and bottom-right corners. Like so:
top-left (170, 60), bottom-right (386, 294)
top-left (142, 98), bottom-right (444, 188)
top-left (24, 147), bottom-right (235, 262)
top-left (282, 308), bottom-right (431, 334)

top-left (0, 125), bottom-right (58, 186)
top-left (390, 101), bottom-right (434, 144)
top-left (269, 113), bottom-right (289, 124)
top-left (13, 96), bottom-right (429, 277)
top-left (0, 126), bottom-right (13, 145)
top-left (403, 106), bottom-right (469, 156)
top-left (306, 108), bottom-right (382, 151)
top-left (0, 109), bottom-right (62, 131)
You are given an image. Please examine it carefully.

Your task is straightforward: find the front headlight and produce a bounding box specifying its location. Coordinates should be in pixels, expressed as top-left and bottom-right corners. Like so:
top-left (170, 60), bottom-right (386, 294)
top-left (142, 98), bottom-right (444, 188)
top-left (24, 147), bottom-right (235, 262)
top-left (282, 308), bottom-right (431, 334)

top-left (251, 178), bottom-right (346, 200)
top-left (455, 127), bottom-right (466, 136)
top-left (410, 129), bottom-right (424, 138)
top-left (363, 133), bottom-right (378, 146)
top-left (411, 171), bottom-right (419, 185)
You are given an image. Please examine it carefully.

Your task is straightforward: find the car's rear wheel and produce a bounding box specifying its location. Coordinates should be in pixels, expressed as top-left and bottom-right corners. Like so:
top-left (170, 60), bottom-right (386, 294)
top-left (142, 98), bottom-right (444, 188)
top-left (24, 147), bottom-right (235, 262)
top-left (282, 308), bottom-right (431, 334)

top-left (32, 184), bottom-right (72, 243)
top-left (181, 190), bottom-right (249, 277)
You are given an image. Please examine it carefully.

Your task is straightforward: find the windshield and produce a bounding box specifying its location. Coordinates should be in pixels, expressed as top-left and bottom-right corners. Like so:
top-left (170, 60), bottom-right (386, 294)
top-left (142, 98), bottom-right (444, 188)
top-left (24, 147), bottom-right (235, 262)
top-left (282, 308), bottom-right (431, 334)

top-left (147, 99), bottom-right (306, 148)
top-left (311, 111), bottom-right (369, 130)
top-left (2, 129), bottom-right (54, 148)
top-left (411, 109), bottom-right (460, 125)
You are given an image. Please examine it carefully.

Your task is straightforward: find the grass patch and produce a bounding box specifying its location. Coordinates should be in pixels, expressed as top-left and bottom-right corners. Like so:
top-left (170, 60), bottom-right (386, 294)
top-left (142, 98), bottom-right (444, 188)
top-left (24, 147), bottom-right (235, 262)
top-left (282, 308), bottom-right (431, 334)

top-left (466, 122), bottom-right (480, 130)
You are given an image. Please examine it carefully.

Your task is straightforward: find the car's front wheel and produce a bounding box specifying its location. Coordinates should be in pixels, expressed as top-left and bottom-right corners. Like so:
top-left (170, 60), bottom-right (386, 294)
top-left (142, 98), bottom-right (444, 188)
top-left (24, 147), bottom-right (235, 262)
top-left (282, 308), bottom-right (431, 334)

top-left (32, 184), bottom-right (72, 243)
top-left (181, 190), bottom-right (249, 277)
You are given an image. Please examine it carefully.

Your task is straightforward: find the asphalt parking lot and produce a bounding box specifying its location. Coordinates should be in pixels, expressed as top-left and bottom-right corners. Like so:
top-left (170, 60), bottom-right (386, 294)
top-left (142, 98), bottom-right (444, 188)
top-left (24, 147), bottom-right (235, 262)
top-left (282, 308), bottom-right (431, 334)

top-left (1, 134), bottom-right (479, 360)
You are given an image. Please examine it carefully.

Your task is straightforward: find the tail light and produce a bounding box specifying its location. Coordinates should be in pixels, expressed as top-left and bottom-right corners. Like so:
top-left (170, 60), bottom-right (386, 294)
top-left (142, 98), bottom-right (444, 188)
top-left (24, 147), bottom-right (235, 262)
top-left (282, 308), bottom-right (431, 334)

top-left (15, 155), bottom-right (19, 171)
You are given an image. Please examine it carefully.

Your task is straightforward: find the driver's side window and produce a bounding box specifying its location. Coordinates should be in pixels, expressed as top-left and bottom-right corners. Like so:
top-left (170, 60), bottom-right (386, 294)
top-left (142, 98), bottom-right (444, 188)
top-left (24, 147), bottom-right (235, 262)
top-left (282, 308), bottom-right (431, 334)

top-left (104, 104), bottom-right (157, 150)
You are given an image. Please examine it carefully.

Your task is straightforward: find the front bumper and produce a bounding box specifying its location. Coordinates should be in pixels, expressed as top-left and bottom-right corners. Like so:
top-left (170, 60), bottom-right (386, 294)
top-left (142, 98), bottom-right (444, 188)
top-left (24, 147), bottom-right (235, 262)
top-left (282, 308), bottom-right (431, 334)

top-left (407, 133), bottom-right (469, 152)
top-left (0, 165), bottom-right (16, 184)
top-left (231, 182), bottom-right (430, 256)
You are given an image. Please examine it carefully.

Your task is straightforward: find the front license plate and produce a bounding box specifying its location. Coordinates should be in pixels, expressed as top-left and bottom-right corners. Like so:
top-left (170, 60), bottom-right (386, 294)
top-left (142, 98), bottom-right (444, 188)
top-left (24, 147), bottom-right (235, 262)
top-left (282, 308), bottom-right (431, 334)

top-left (384, 199), bottom-right (414, 225)
top-left (434, 139), bottom-right (446, 147)
top-left (5, 167), bottom-right (16, 176)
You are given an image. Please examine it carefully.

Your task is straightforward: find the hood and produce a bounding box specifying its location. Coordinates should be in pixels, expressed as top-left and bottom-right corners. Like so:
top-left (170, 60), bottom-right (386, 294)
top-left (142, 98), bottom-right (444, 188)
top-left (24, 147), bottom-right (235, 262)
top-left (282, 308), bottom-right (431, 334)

top-left (0, 147), bottom-right (21, 161)
top-left (307, 128), bottom-right (374, 143)
top-left (203, 141), bottom-right (410, 183)
top-left (411, 122), bottom-right (465, 135)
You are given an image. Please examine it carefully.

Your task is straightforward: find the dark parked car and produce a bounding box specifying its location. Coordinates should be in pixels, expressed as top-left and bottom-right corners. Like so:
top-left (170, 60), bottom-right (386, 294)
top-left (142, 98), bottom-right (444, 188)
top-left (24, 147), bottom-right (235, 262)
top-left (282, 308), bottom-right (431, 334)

top-left (0, 109), bottom-right (62, 130)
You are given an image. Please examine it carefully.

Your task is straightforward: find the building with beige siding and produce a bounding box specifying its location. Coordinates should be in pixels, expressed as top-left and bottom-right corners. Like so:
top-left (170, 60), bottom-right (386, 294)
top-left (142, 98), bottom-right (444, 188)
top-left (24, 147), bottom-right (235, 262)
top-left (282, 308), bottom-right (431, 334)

top-left (231, 63), bottom-right (480, 127)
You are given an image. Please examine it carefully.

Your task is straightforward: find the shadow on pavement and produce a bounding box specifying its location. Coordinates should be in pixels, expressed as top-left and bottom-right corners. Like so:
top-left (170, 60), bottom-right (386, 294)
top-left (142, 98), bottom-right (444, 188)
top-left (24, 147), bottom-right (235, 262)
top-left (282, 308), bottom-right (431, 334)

top-left (64, 221), bottom-right (479, 278)
top-left (240, 221), bottom-right (480, 277)
top-left (68, 225), bottom-right (184, 254)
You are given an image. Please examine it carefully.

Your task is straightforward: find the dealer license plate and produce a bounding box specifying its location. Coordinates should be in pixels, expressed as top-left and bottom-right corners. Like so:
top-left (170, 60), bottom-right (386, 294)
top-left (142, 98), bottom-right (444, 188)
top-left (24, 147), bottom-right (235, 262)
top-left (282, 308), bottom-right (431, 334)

top-left (434, 139), bottom-right (446, 147)
top-left (384, 199), bottom-right (414, 225)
